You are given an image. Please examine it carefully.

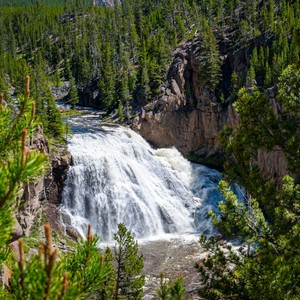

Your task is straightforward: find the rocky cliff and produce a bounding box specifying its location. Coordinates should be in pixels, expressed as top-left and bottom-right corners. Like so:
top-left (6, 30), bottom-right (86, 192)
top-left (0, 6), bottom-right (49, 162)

top-left (13, 131), bottom-right (72, 240)
top-left (133, 38), bottom-right (288, 181)
top-left (132, 39), bottom-right (239, 160)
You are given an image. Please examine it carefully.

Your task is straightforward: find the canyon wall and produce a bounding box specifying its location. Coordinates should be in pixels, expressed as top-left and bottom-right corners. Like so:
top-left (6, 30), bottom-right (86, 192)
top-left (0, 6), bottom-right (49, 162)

top-left (13, 131), bottom-right (72, 240)
top-left (133, 38), bottom-right (288, 181)
top-left (133, 40), bottom-right (238, 158)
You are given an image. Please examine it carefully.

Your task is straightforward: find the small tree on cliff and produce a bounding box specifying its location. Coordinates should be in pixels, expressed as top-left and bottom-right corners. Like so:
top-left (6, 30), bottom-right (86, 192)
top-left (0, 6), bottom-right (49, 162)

top-left (114, 223), bottom-right (145, 300)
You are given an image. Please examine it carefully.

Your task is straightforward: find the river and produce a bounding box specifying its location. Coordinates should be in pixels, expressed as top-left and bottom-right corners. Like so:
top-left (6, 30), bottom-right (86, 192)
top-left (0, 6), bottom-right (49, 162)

top-left (60, 114), bottom-right (225, 298)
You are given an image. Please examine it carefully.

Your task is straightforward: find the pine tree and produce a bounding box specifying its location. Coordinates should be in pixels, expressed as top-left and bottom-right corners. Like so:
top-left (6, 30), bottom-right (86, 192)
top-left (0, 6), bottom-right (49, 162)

top-left (98, 43), bottom-right (115, 109)
top-left (31, 54), bottom-right (65, 140)
top-left (68, 75), bottom-right (79, 109)
top-left (6, 224), bottom-right (115, 299)
top-left (196, 26), bottom-right (221, 91)
top-left (0, 76), bottom-right (46, 267)
top-left (157, 274), bottom-right (186, 300)
top-left (138, 40), bottom-right (150, 102)
top-left (114, 223), bottom-right (145, 300)
top-left (229, 71), bottom-right (239, 100)
top-left (198, 65), bottom-right (300, 300)
top-left (0, 71), bottom-right (11, 103)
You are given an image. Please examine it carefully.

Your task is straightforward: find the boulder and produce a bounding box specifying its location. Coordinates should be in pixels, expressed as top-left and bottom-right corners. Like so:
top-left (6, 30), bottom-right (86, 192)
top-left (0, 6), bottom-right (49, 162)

top-left (66, 226), bottom-right (82, 241)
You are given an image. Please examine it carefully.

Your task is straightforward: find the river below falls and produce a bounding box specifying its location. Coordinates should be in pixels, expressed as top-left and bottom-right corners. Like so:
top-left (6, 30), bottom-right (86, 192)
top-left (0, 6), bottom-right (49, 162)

top-left (61, 114), bottom-right (228, 298)
top-left (141, 235), bottom-right (204, 299)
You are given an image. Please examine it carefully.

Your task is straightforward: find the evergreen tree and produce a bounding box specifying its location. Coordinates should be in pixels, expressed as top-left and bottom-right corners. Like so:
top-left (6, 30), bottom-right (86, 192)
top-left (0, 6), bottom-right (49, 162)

top-left (0, 71), bottom-right (11, 103)
top-left (138, 40), bottom-right (150, 102)
top-left (157, 274), bottom-right (186, 300)
top-left (196, 26), bottom-right (221, 91)
top-left (198, 65), bottom-right (300, 300)
top-left (114, 223), bottom-right (145, 300)
top-left (68, 75), bottom-right (79, 109)
top-left (5, 224), bottom-right (115, 299)
top-left (0, 76), bottom-right (46, 268)
top-left (98, 43), bottom-right (115, 109)
top-left (229, 71), bottom-right (239, 100)
top-left (31, 54), bottom-right (65, 140)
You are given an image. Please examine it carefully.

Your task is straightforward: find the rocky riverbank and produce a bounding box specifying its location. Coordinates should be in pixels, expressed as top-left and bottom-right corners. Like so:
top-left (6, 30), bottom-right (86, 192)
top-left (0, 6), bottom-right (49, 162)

top-left (140, 235), bottom-right (204, 299)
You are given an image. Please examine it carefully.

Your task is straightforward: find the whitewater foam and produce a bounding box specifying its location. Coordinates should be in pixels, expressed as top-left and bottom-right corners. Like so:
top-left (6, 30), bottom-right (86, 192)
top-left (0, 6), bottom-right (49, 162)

top-left (61, 116), bottom-right (223, 242)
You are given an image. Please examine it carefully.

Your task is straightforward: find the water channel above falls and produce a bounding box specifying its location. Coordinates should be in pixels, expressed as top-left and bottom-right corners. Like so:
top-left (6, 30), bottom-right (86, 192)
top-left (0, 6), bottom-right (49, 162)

top-left (59, 114), bottom-right (226, 298)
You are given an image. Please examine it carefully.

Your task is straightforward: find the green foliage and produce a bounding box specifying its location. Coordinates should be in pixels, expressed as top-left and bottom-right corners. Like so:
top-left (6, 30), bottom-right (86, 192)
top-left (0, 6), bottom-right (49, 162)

top-left (157, 273), bottom-right (169, 300)
top-left (0, 0), bottom-right (300, 110)
top-left (0, 0), bottom-right (70, 6)
top-left (117, 101), bottom-right (124, 121)
top-left (157, 273), bottom-right (186, 300)
top-left (198, 65), bottom-right (300, 299)
top-left (67, 76), bottom-right (79, 109)
top-left (30, 54), bottom-right (65, 140)
top-left (114, 223), bottom-right (145, 300)
top-left (4, 224), bottom-right (115, 300)
top-left (62, 236), bottom-right (114, 298)
top-left (229, 71), bottom-right (240, 101)
top-left (196, 26), bottom-right (221, 91)
top-left (0, 85), bottom-right (47, 267)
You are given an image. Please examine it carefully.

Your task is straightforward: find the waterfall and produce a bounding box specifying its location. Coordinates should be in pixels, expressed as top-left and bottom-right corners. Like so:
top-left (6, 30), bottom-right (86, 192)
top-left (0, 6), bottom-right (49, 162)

top-left (60, 115), bottom-right (223, 241)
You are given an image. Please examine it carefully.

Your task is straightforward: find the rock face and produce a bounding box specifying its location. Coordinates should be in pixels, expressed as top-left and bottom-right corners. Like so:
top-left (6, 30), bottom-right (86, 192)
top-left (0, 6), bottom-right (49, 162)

top-left (50, 81), bottom-right (70, 101)
top-left (133, 38), bottom-right (288, 181)
top-left (133, 40), bottom-right (239, 158)
top-left (93, 0), bottom-right (118, 7)
top-left (14, 131), bottom-right (72, 239)
top-left (78, 78), bottom-right (101, 107)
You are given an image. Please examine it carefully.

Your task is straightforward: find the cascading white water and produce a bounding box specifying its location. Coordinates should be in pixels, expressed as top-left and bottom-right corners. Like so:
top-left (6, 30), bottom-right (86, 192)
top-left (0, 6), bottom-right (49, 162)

top-left (60, 115), bottom-right (223, 241)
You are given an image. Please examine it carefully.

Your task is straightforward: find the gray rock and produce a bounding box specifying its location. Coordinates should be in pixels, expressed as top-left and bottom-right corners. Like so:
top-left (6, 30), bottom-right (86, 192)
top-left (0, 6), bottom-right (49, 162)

top-left (133, 36), bottom-right (288, 185)
top-left (11, 216), bottom-right (23, 241)
top-left (50, 81), bottom-right (70, 101)
top-left (9, 240), bottom-right (20, 261)
top-left (61, 212), bottom-right (72, 226)
top-left (66, 226), bottom-right (82, 241)
top-left (171, 79), bottom-right (181, 96)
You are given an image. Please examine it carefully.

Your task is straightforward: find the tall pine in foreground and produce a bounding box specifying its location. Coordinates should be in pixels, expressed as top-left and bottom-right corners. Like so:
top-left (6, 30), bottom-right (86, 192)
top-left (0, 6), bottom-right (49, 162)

top-left (0, 76), bottom-right (46, 268)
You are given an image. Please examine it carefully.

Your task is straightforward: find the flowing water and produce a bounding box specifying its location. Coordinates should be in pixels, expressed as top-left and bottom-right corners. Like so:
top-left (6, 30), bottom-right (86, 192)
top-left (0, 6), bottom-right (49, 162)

top-left (60, 114), bottom-right (224, 242)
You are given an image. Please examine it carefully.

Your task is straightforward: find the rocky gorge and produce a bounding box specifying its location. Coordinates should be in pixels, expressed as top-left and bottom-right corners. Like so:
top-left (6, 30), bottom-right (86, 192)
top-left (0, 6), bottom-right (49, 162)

top-left (132, 37), bottom-right (289, 183)
top-left (13, 36), bottom-right (289, 244)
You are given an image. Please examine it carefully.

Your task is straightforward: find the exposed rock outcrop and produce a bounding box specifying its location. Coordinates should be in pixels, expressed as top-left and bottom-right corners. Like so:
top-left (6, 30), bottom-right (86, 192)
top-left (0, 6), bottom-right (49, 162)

top-left (93, 0), bottom-right (119, 6)
top-left (50, 81), bottom-right (70, 101)
top-left (78, 78), bottom-right (101, 107)
top-left (13, 131), bottom-right (72, 239)
top-left (133, 40), bottom-right (239, 158)
top-left (133, 38), bottom-right (288, 181)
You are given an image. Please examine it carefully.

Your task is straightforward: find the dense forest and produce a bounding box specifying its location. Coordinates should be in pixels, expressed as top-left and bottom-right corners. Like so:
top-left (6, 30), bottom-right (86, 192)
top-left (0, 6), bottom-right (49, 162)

top-left (0, 0), bottom-right (300, 299)
top-left (0, 0), bottom-right (299, 138)
top-left (0, 0), bottom-right (93, 7)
